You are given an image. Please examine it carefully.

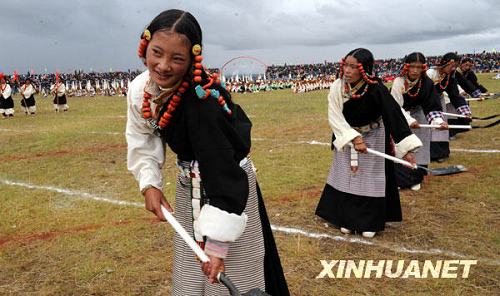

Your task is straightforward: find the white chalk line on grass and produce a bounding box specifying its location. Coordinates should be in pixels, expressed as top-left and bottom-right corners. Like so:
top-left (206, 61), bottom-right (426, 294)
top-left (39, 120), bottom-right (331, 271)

top-left (0, 130), bottom-right (270, 139)
top-left (271, 225), bottom-right (499, 265)
top-left (1, 179), bottom-right (143, 208)
top-left (2, 178), bottom-right (499, 266)
top-left (451, 148), bottom-right (500, 153)
top-left (4, 128), bottom-right (497, 154)
top-left (0, 128), bottom-right (124, 136)
top-left (300, 139), bottom-right (500, 154)
top-left (87, 131), bottom-right (124, 136)
top-left (0, 128), bottom-right (33, 133)
top-left (3, 124), bottom-right (499, 155)
top-left (296, 140), bottom-right (330, 146)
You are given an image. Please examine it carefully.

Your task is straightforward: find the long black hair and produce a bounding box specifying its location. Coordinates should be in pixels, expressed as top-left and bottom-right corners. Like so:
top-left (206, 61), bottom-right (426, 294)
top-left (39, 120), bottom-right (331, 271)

top-left (460, 57), bottom-right (473, 64)
top-left (140, 9), bottom-right (202, 60)
top-left (401, 52), bottom-right (428, 77)
top-left (439, 52), bottom-right (459, 67)
top-left (345, 48), bottom-right (375, 75)
top-left (141, 10), bottom-right (235, 114)
top-left (404, 52), bottom-right (426, 64)
top-left (340, 48), bottom-right (377, 84)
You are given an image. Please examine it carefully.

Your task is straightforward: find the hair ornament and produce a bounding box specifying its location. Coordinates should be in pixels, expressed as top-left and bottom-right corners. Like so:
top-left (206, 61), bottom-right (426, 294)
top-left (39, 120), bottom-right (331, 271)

top-left (192, 44), bottom-right (202, 56)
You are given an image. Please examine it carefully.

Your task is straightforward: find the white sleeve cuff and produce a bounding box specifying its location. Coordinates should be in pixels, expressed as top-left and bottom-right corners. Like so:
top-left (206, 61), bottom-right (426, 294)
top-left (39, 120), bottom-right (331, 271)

top-left (395, 134), bottom-right (423, 158)
top-left (195, 204), bottom-right (247, 242)
top-left (407, 117), bottom-right (417, 126)
top-left (333, 128), bottom-right (361, 150)
top-left (204, 239), bottom-right (230, 259)
top-left (138, 168), bottom-right (163, 192)
top-left (430, 117), bottom-right (444, 125)
top-left (402, 109), bottom-right (417, 126)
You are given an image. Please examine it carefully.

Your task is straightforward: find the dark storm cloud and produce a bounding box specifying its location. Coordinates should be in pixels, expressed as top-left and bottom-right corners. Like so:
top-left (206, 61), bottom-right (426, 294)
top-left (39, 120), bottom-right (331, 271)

top-left (199, 0), bottom-right (500, 50)
top-left (0, 0), bottom-right (498, 73)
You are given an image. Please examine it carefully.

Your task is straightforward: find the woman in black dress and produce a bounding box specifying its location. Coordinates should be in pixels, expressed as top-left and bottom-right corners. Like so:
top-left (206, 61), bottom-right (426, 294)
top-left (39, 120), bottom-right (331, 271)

top-left (390, 52), bottom-right (447, 190)
top-left (125, 9), bottom-right (288, 296)
top-left (316, 48), bottom-right (422, 238)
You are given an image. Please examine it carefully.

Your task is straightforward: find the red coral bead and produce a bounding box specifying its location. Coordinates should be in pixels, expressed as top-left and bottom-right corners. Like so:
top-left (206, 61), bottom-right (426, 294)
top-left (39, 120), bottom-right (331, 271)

top-left (178, 87), bottom-right (186, 94)
top-left (193, 69), bottom-right (202, 76)
top-left (194, 63), bottom-right (203, 69)
top-left (194, 55), bottom-right (203, 62)
top-left (182, 81), bottom-right (190, 88)
top-left (194, 76), bottom-right (202, 83)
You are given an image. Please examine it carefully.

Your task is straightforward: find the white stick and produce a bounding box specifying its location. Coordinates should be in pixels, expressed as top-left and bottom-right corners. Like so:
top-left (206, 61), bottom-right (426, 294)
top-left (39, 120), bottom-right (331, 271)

top-left (365, 147), bottom-right (416, 169)
top-left (160, 205), bottom-right (210, 263)
top-left (466, 98), bottom-right (483, 101)
top-left (441, 112), bottom-right (468, 119)
top-left (418, 124), bottom-right (472, 129)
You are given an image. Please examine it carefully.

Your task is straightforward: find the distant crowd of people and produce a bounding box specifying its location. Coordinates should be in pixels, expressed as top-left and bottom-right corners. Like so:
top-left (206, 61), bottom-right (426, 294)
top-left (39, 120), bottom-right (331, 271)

top-left (265, 51), bottom-right (500, 81)
top-left (4, 70), bottom-right (141, 98)
top-left (1, 51), bottom-right (498, 101)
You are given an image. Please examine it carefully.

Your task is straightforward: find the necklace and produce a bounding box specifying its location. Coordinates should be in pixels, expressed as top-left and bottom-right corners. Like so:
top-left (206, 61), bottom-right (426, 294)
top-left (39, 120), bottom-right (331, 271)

top-left (437, 72), bottom-right (450, 90)
top-left (343, 79), bottom-right (368, 99)
top-left (404, 77), bottom-right (422, 98)
top-left (142, 79), bottom-right (189, 130)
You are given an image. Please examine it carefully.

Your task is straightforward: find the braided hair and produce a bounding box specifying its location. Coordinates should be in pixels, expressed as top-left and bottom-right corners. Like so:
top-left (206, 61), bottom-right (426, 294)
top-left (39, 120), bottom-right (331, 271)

top-left (339, 48), bottom-right (378, 84)
top-left (439, 52), bottom-right (459, 67)
top-left (401, 52), bottom-right (428, 77)
top-left (138, 9), bottom-right (233, 129)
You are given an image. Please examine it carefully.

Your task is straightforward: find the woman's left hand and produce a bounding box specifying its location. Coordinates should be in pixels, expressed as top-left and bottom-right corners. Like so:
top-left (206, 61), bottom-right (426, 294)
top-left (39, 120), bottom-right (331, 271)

top-left (201, 255), bottom-right (225, 284)
top-left (410, 121), bottom-right (420, 129)
top-left (403, 152), bottom-right (416, 166)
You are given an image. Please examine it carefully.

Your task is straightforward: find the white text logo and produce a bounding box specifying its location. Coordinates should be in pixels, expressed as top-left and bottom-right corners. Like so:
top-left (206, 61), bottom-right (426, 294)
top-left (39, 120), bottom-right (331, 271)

top-left (316, 260), bottom-right (477, 279)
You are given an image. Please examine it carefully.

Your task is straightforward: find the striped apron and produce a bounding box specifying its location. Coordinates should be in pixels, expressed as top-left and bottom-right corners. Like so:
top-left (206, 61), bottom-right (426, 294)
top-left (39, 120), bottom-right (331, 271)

top-left (409, 106), bottom-right (431, 165)
top-left (328, 125), bottom-right (386, 198)
top-left (431, 95), bottom-right (449, 142)
top-left (172, 158), bottom-right (266, 296)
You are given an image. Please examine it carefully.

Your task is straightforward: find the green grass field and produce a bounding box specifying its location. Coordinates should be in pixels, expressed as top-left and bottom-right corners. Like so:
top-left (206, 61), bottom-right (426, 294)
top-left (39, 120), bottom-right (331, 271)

top-left (1, 73), bottom-right (499, 295)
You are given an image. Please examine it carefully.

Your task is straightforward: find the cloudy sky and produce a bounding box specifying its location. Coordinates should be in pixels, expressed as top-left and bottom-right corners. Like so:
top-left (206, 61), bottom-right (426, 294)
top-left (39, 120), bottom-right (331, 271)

top-left (1, 0), bottom-right (499, 74)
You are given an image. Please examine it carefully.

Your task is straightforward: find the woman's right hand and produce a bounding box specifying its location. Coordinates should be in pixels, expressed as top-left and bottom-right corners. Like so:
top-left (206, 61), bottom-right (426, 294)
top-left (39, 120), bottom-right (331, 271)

top-left (438, 122), bottom-right (449, 130)
top-left (410, 121), bottom-right (420, 129)
top-left (352, 136), bottom-right (368, 153)
top-left (143, 187), bottom-right (173, 221)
